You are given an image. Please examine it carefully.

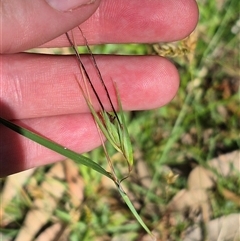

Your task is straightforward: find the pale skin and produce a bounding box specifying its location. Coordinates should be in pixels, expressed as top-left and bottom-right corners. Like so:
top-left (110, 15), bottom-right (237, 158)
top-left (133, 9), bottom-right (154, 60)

top-left (0, 0), bottom-right (199, 176)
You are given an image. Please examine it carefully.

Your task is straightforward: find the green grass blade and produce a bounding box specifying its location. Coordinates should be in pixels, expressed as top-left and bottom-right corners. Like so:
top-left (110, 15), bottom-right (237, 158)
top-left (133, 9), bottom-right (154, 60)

top-left (118, 186), bottom-right (156, 241)
top-left (0, 117), bottom-right (113, 179)
top-left (114, 83), bottom-right (133, 168)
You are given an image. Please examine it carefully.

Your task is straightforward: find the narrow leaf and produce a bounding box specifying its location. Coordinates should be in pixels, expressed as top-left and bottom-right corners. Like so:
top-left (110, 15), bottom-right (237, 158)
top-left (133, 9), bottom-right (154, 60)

top-left (0, 117), bottom-right (113, 180)
top-left (114, 83), bottom-right (133, 168)
top-left (118, 186), bottom-right (156, 241)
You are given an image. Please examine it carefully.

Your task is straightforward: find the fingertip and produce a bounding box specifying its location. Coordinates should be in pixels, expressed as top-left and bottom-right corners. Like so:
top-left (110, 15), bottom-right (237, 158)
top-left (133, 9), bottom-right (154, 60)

top-left (140, 56), bottom-right (180, 109)
top-left (150, 0), bottom-right (199, 41)
top-left (176, 0), bottom-right (199, 39)
top-left (115, 56), bottom-right (180, 111)
top-left (154, 57), bottom-right (180, 105)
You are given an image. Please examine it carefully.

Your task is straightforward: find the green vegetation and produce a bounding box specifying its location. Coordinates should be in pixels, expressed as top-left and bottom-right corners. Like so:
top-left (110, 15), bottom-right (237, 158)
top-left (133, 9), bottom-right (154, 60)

top-left (1, 0), bottom-right (239, 240)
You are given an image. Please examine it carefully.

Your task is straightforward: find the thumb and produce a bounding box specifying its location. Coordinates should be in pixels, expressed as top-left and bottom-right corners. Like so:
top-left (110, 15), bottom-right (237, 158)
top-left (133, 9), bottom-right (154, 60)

top-left (1, 0), bottom-right (101, 53)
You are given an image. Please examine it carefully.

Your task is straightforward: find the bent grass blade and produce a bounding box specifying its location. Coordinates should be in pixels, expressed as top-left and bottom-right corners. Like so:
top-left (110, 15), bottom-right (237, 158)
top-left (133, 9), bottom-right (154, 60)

top-left (119, 187), bottom-right (156, 241)
top-left (0, 117), bottom-right (112, 180)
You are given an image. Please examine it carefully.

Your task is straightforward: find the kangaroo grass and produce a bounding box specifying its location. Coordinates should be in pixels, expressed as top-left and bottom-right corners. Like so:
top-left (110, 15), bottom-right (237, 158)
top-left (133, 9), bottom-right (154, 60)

top-left (0, 29), bottom-right (155, 239)
top-left (66, 29), bottom-right (154, 238)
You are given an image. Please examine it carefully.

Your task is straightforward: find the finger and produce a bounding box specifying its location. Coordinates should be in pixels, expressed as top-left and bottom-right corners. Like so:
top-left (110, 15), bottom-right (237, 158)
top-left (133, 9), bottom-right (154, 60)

top-left (0, 113), bottom-right (102, 176)
top-left (1, 53), bottom-right (179, 120)
top-left (1, 0), bottom-right (101, 53)
top-left (43, 0), bottom-right (199, 47)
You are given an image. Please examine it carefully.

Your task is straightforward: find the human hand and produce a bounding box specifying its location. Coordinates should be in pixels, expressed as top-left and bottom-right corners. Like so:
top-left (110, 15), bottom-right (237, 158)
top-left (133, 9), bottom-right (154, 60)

top-left (0, 0), bottom-right (198, 176)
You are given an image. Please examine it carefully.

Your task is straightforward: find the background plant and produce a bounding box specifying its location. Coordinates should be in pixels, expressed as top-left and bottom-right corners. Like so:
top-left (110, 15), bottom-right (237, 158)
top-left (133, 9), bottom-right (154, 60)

top-left (1, 0), bottom-right (239, 240)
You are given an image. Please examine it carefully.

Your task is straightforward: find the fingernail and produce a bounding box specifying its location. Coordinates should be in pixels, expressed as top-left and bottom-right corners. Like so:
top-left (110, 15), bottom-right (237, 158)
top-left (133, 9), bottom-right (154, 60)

top-left (46, 0), bottom-right (95, 12)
